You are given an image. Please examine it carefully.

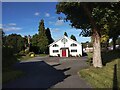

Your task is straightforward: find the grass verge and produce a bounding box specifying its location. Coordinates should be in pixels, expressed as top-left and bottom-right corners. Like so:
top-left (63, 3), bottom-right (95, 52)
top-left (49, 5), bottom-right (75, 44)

top-left (79, 50), bottom-right (120, 88)
top-left (18, 55), bottom-right (35, 61)
top-left (39, 54), bottom-right (48, 57)
top-left (3, 68), bottom-right (24, 83)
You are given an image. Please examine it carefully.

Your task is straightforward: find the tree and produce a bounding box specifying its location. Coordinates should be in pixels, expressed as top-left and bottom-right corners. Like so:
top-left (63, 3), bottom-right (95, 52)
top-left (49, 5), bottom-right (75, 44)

top-left (46, 28), bottom-right (54, 44)
top-left (5, 34), bottom-right (24, 53)
top-left (64, 32), bottom-right (68, 37)
top-left (2, 30), bottom-right (6, 46)
top-left (23, 35), bottom-right (28, 49)
top-left (31, 34), bottom-right (39, 53)
top-left (70, 35), bottom-right (77, 41)
top-left (38, 19), bottom-right (48, 53)
top-left (31, 34), bottom-right (39, 46)
top-left (56, 2), bottom-right (120, 67)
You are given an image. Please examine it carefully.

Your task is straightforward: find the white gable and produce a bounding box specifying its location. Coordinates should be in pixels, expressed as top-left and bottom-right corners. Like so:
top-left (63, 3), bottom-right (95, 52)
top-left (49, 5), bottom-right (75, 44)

top-left (49, 35), bottom-right (81, 47)
top-left (49, 35), bottom-right (82, 57)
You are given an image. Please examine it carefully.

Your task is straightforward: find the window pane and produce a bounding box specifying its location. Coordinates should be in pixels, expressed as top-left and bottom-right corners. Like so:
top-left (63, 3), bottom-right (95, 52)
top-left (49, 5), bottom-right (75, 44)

top-left (53, 50), bottom-right (59, 53)
top-left (71, 49), bottom-right (77, 52)
top-left (53, 44), bottom-right (59, 47)
top-left (70, 43), bottom-right (77, 47)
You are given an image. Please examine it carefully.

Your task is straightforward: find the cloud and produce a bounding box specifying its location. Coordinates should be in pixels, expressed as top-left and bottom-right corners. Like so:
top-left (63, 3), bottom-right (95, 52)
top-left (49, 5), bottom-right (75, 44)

top-left (48, 21), bottom-right (54, 25)
top-left (3, 27), bottom-right (22, 31)
top-left (55, 20), bottom-right (64, 26)
top-left (0, 24), bottom-right (2, 28)
top-left (34, 12), bottom-right (40, 16)
top-left (3, 27), bottom-right (22, 32)
top-left (2, 23), bottom-right (22, 32)
top-left (8, 23), bottom-right (16, 26)
top-left (51, 28), bottom-right (60, 32)
top-left (45, 13), bottom-right (50, 17)
top-left (51, 16), bottom-right (56, 19)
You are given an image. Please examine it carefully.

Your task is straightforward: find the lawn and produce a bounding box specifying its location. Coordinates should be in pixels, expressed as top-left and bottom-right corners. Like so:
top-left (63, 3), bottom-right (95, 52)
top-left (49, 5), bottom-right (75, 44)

top-left (39, 54), bottom-right (48, 57)
top-left (17, 54), bottom-right (35, 61)
top-left (3, 67), bottom-right (24, 83)
top-left (79, 50), bottom-right (120, 88)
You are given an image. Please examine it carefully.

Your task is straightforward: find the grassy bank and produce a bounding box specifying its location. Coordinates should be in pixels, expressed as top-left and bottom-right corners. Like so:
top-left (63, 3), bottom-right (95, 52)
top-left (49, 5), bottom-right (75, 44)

top-left (3, 68), bottom-right (24, 83)
top-left (79, 50), bottom-right (120, 88)
top-left (39, 54), bottom-right (48, 57)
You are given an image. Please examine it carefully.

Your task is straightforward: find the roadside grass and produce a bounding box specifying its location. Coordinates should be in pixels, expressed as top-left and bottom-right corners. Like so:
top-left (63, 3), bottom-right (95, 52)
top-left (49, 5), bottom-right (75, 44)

top-left (17, 54), bottom-right (35, 61)
top-left (39, 54), bottom-right (48, 57)
top-left (3, 67), bottom-right (25, 83)
top-left (79, 50), bottom-right (120, 88)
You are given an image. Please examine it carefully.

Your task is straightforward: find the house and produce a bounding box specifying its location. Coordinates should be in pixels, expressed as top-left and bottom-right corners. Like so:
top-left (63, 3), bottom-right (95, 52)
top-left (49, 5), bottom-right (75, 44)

top-left (49, 35), bottom-right (83, 57)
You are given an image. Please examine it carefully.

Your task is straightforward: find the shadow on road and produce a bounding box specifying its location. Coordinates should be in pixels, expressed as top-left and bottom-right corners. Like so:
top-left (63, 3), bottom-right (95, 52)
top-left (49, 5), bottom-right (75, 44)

top-left (2, 61), bottom-right (71, 89)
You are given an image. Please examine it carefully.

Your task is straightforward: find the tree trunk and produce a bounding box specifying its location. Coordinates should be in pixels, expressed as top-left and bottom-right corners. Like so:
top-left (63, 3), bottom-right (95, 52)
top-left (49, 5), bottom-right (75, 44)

top-left (82, 3), bottom-right (103, 68)
top-left (113, 37), bottom-right (116, 50)
top-left (92, 30), bottom-right (103, 68)
top-left (106, 39), bottom-right (109, 51)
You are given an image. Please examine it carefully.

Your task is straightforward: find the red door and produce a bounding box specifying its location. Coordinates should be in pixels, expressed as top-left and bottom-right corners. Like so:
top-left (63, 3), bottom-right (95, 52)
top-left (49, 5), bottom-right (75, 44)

top-left (62, 49), bottom-right (66, 57)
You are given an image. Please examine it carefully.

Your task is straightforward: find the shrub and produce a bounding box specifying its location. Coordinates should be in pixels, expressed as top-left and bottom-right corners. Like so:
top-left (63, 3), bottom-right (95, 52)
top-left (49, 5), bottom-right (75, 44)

top-left (28, 52), bottom-right (35, 57)
top-left (24, 48), bottom-right (29, 55)
top-left (2, 46), bottom-right (18, 68)
top-left (19, 50), bottom-right (25, 56)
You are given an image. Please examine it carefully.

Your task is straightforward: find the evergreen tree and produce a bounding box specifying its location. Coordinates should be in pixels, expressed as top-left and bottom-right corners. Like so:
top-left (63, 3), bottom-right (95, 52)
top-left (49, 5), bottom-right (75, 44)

top-left (38, 19), bottom-right (48, 54)
top-left (70, 35), bottom-right (77, 41)
top-left (38, 19), bottom-right (46, 35)
top-left (46, 28), bottom-right (54, 44)
top-left (64, 32), bottom-right (68, 37)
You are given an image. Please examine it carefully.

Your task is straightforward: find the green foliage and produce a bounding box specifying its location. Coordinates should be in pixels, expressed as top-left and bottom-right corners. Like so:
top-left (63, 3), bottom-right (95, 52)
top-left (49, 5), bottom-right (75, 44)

top-left (70, 35), bottom-right (77, 41)
top-left (28, 52), bottom-right (35, 56)
top-left (4, 34), bottom-right (25, 53)
top-left (35, 19), bottom-right (48, 53)
top-left (82, 41), bottom-right (93, 48)
top-left (80, 50), bottom-right (120, 88)
top-left (19, 50), bottom-right (25, 56)
top-left (23, 36), bottom-right (28, 49)
top-left (3, 69), bottom-right (24, 83)
top-left (31, 34), bottom-right (39, 46)
top-left (31, 19), bottom-right (54, 54)
top-left (56, 2), bottom-right (120, 37)
top-left (45, 28), bottom-right (54, 44)
top-left (64, 32), bottom-right (68, 37)
top-left (2, 46), bottom-right (18, 68)
top-left (30, 19), bottom-right (54, 54)
top-left (79, 59), bottom-right (119, 88)
top-left (38, 19), bottom-right (46, 35)
top-left (24, 48), bottom-right (29, 55)
top-left (38, 35), bottom-right (48, 53)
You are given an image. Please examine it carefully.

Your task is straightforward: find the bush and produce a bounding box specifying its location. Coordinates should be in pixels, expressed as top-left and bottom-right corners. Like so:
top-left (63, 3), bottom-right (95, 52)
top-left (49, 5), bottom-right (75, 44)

top-left (19, 50), bottom-right (25, 56)
top-left (2, 46), bottom-right (18, 68)
top-left (24, 48), bottom-right (29, 55)
top-left (29, 52), bottom-right (35, 57)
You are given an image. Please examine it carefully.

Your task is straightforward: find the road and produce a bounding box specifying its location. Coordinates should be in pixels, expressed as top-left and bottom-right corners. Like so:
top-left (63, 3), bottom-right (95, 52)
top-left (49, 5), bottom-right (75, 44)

top-left (3, 56), bottom-right (92, 89)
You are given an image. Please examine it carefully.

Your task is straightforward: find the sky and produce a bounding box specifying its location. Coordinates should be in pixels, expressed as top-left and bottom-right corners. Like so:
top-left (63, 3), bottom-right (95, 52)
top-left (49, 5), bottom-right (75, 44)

top-left (2, 2), bottom-right (91, 43)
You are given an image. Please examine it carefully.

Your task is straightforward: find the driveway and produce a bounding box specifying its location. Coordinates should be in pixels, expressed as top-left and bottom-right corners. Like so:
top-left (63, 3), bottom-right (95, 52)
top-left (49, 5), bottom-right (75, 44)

top-left (3, 56), bottom-right (91, 89)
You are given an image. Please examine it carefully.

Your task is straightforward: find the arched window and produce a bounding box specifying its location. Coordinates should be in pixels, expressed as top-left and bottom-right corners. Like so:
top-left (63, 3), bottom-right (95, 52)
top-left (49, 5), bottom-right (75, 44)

top-left (70, 43), bottom-right (77, 47)
top-left (61, 38), bottom-right (68, 44)
top-left (53, 44), bottom-right (59, 47)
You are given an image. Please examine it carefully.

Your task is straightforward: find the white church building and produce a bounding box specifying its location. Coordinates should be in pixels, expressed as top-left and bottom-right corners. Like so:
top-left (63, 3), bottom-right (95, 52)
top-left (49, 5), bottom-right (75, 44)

top-left (49, 36), bottom-right (83, 57)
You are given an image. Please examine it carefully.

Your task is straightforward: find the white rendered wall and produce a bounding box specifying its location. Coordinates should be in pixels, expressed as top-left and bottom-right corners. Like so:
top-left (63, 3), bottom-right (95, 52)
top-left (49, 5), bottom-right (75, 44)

top-left (49, 36), bottom-right (82, 57)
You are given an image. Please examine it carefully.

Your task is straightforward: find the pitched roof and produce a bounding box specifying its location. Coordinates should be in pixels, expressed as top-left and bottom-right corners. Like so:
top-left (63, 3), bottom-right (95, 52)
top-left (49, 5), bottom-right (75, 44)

top-left (49, 35), bottom-right (81, 47)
